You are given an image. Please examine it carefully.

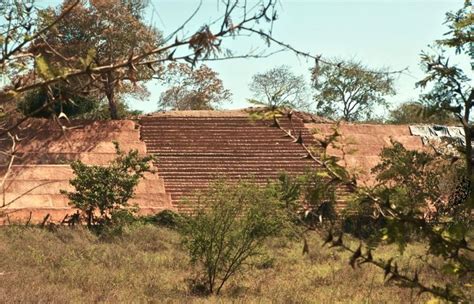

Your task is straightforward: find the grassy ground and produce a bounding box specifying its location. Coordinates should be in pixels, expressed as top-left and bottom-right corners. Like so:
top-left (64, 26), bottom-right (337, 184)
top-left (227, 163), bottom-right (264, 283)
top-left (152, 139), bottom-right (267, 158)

top-left (0, 224), bottom-right (458, 303)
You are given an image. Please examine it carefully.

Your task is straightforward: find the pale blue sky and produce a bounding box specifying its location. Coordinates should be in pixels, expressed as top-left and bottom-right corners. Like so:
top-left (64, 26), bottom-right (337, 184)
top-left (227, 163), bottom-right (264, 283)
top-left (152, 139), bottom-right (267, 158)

top-left (40, 0), bottom-right (471, 115)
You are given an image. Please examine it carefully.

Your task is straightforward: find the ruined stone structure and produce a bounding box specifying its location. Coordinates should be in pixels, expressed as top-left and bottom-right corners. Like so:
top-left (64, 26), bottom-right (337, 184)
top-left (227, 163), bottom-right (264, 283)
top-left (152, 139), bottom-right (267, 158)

top-left (0, 109), bottom-right (432, 223)
top-left (140, 110), bottom-right (318, 212)
top-left (308, 123), bottom-right (425, 186)
top-left (0, 119), bottom-right (173, 223)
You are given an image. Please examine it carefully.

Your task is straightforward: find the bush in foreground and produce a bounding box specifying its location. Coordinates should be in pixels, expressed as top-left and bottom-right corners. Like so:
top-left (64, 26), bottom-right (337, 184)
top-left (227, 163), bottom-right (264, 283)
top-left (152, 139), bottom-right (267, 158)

top-left (180, 180), bottom-right (293, 295)
top-left (61, 142), bottom-right (155, 227)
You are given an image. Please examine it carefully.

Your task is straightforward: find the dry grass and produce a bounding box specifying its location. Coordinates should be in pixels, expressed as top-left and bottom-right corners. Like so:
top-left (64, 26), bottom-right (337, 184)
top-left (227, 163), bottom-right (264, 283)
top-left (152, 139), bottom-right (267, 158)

top-left (0, 225), bottom-right (454, 303)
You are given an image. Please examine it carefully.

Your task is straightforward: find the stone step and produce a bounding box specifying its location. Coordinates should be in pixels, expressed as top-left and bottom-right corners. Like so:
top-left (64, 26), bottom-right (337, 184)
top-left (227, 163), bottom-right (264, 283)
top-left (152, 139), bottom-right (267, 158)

top-left (150, 152), bottom-right (312, 157)
top-left (154, 160), bottom-right (313, 165)
top-left (139, 114), bottom-right (343, 211)
top-left (2, 194), bottom-right (70, 208)
top-left (0, 179), bottom-right (165, 196)
top-left (18, 141), bottom-right (146, 154)
top-left (6, 165), bottom-right (73, 180)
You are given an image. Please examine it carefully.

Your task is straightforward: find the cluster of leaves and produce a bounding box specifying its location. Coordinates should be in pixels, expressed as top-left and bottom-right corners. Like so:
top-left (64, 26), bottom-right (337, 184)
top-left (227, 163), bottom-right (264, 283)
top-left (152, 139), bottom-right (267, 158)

top-left (158, 62), bottom-right (231, 111)
top-left (347, 141), bottom-right (472, 301)
top-left (416, 1), bottom-right (472, 185)
top-left (0, 1), bottom-right (38, 78)
top-left (17, 84), bottom-right (143, 120)
top-left (61, 142), bottom-right (155, 227)
top-left (17, 85), bottom-right (98, 119)
top-left (180, 180), bottom-right (293, 295)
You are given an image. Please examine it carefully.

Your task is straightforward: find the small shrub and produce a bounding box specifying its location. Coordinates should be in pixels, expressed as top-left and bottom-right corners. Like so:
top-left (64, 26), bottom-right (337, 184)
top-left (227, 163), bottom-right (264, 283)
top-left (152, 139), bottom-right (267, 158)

top-left (61, 142), bottom-right (155, 227)
top-left (142, 210), bottom-right (184, 229)
top-left (180, 180), bottom-right (292, 295)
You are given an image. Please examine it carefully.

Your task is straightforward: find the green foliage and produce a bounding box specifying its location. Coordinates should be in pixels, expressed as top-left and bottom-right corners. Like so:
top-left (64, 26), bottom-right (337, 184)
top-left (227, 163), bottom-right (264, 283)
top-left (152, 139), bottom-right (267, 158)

top-left (18, 85), bottom-right (98, 118)
top-left (388, 101), bottom-right (458, 125)
top-left (248, 65), bottom-right (309, 110)
top-left (311, 59), bottom-right (395, 121)
top-left (35, 0), bottom-right (163, 119)
top-left (61, 142), bottom-right (155, 227)
top-left (372, 141), bottom-right (440, 207)
top-left (77, 101), bottom-right (143, 120)
top-left (436, 0), bottom-right (473, 61)
top-left (347, 141), bottom-right (472, 301)
top-left (141, 209), bottom-right (185, 229)
top-left (180, 180), bottom-right (293, 295)
top-left (416, 1), bottom-right (472, 193)
top-left (158, 63), bottom-right (231, 111)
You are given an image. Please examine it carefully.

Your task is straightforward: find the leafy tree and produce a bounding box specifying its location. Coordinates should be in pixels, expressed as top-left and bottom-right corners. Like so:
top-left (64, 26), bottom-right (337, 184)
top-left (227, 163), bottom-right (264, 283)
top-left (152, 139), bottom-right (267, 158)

top-left (32, 0), bottom-right (162, 119)
top-left (80, 102), bottom-right (142, 120)
top-left (388, 101), bottom-right (458, 125)
top-left (158, 63), bottom-right (231, 111)
top-left (18, 85), bottom-right (142, 119)
top-left (61, 142), bottom-right (155, 227)
top-left (248, 65), bottom-right (309, 110)
top-left (311, 59), bottom-right (395, 121)
top-left (181, 180), bottom-right (292, 295)
top-left (330, 5), bottom-right (473, 301)
top-left (342, 141), bottom-right (472, 302)
top-left (416, 1), bottom-right (473, 187)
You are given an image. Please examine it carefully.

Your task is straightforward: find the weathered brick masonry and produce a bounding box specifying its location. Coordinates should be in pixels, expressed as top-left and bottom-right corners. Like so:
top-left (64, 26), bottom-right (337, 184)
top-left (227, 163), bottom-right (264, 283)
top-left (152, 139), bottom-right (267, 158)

top-left (140, 110), bottom-right (319, 212)
top-left (0, 119), bottom-right (173, 223)
top-left (0, 110), bottom-right (428, 223)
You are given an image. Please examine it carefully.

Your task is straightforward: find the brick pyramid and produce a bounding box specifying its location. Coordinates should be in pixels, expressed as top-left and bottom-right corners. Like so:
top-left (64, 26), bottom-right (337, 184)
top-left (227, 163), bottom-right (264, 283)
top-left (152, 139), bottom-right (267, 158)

top-left (139, 110), bottom-right (322, 212)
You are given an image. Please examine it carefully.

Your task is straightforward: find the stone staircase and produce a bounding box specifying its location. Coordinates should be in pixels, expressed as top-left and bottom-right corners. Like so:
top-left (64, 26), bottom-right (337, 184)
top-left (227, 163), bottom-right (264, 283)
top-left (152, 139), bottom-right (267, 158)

top-left (140, 112), bottom-right (321, 212)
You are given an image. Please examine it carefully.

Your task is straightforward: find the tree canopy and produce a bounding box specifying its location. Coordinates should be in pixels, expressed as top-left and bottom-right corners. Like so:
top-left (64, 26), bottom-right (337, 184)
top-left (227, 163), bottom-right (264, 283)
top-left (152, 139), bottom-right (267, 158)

top-left (32, 0), bottom-right (162, 119)
top-left (158, 63), bottom-right (231, 111)
top-left (311, 59), bottom-right (396, 121)
top-left (388, 101), bottom-right (458, 125)
top-left (1, 0), bottom-right (292, 126)
top-left (248, 65), bottom-right (309, 110)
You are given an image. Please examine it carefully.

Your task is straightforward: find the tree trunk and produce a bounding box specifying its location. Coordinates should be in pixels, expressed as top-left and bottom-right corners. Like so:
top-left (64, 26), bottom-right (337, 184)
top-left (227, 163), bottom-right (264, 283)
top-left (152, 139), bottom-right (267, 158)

top-left (87, 208), bottom-right (93, 228)
top-left (106, 72), bottom-right (118, 120)
top-left (462, 92), bottom-right (473, 201)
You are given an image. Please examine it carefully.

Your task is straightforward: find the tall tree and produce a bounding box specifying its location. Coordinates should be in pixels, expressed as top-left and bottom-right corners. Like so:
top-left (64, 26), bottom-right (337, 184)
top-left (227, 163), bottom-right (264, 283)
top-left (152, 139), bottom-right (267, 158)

top-left (248, 65), bottom-right (309, 110)
top-left (311, 59), bottom-right (395, 121)
top-left (32, 0), bottom-right (162, 119)
top-left (158, 63), bottom-right (231, 111)
top-left (416, 0), bottom-right (473, 186)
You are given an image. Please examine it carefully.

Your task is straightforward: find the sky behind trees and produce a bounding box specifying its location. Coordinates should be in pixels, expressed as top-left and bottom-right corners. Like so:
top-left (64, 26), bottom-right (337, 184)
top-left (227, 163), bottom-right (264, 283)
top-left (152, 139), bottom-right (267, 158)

top-left (41, 0), bottom-right (470, 114)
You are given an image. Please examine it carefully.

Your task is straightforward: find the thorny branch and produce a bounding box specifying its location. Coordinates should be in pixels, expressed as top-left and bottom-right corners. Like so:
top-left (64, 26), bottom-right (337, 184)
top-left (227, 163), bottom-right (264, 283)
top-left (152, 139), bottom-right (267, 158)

top-left (0, 0), bottom-right (81, 66)
top-left (1, 0), bottom-right (408, 108)
top-left (322, 231), bottom-right (466, 302)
